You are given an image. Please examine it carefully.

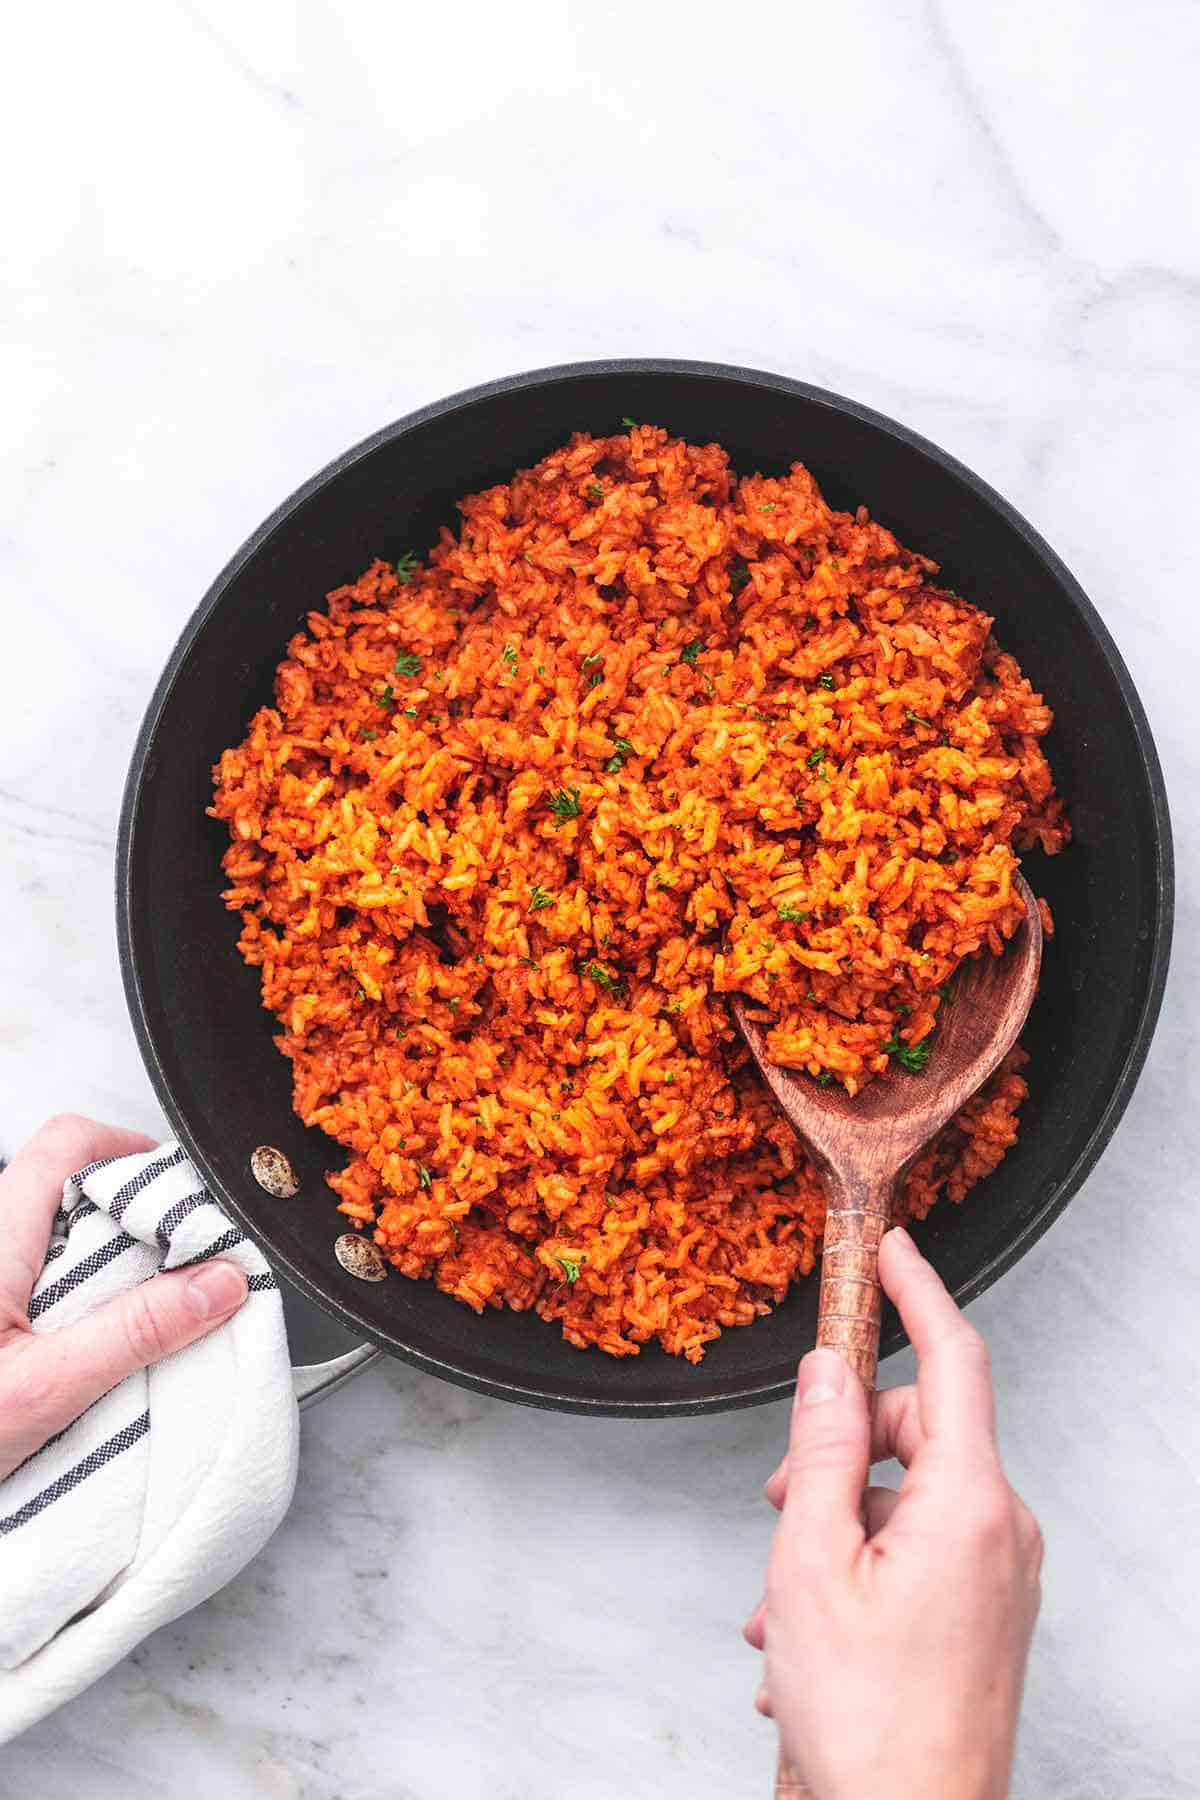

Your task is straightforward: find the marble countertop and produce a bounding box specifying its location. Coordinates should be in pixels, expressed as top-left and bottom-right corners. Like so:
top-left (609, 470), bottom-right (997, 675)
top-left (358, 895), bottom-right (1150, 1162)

top-left (4, 1), bottom-right (1198, 1793)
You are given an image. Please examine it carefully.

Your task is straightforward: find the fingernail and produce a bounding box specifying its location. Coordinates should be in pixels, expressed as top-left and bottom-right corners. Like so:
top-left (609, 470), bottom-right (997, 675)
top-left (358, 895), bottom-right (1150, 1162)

top-left (887, 1225), bottom-right (915, 1254)
top-left (186, 1260), bottom-right (248, 1320)
top-left (797, 1347), bottom-right (848, 1407)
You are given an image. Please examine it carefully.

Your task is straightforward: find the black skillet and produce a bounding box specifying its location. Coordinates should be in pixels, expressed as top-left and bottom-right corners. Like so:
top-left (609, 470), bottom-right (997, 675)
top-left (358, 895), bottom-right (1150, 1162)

top-left (116, 360), bottom-right (1173, 1417)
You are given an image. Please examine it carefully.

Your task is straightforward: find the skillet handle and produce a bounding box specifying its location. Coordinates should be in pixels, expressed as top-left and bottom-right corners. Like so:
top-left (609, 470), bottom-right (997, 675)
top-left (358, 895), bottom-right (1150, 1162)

top-left (815, 1163), bottom-right (896, 1395)
top-left (291, 1344), bottom-right (381, 1409)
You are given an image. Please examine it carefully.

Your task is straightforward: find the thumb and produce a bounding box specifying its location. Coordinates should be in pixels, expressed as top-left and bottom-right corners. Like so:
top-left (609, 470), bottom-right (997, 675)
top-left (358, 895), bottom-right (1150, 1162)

top-left (780, 1347), bottom-right (870, 1558)
top-left (18, 1260), bottom-right (248, 1445)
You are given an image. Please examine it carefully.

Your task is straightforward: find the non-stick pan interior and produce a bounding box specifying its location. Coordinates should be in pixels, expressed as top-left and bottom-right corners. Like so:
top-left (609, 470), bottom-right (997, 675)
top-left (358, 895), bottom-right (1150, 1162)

top-left (118, 362), bottom-right (1172, 1414)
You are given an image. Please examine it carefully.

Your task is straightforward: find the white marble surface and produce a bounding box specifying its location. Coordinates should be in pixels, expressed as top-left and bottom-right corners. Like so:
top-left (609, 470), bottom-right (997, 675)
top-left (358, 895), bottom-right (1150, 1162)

top-left (3, 1), bottom-right (1198, 1793)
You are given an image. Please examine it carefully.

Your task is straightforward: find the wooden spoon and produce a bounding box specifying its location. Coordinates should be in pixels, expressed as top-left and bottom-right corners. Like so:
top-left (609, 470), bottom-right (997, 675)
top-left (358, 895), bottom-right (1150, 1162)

top-left (732, 871), bottom-right (1043, 1395)
top-left (735, 874), bottom-right (1041, 1799)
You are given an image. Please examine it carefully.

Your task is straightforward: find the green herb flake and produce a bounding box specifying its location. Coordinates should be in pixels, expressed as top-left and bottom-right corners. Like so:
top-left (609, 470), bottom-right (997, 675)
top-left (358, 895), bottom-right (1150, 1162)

top-left (759, 503), bottom-right (776, 513)
top-left (621, 416), bottom-right (638, 429)
top-left (663, 1072), bottom-right (675, 1085)
top-left (547, 785), bottom-right (582, 826)
top-left (905, 708), bottom-right (931, 727)
top-left (883, 1032), bottom-right (933, 1074)
top-left (814, 1071), bottom-right (836, 1087)
top-left (381, 684), bottom-right (395, 705)
top-left (678, 639), bottom-right (704, 667)
top-left (394, 551), bottom-right (418, 584)
top-left (403, 706), bottom-right (418, 718)
top-left (502, 644), bottom-right (519, 672)
top-left (817, 672), bottom-right (836, 691)
top-left (393, 649), bottom-right (422, 678)
top-left (529, 884), bottom-right (555, 912)
top-left (361, 729), bottom-right (377, 741)
top-left (447, 997), bottom-right (459, 1010)
top-left (604, 735), bottom-right (634, 774)
top-left (777, 903), bottom-right (811, 923)
top-left (417, 1164), bottom-right (433, 1189)
top-left (806, 746), bottom-right (827, 769)
top-left (587, 482), bottom-right (604, 501)
top-left (537, 663), bottom-right (547, 676)
top-left (555, 1253), bottom-right (585, 1283)
top-left (730, 565), bottom-right (751, 594)
top-left (582, 652), bottom-right (604, 668)
top-left (519, 954), bottom-right (539, 968)
top-left (584, 960), bottom-right (625, 997)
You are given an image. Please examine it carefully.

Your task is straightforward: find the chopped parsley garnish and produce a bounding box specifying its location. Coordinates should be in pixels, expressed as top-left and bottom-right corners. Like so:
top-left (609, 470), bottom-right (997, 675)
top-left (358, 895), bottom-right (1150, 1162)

top-left (584, 961), bottom-right (626, 998)
top-left (361, 729), bottom-right (377, 741)
top-left (417, 1164), bottom-right (433, 1189)
top-left (895, 1001), bottom-right (912, 1015)
top-left (621, 416), bottom-right (638, 428)
top-left (730, 565), bottom-right (751, 594)
top-left (381, 684), bottom-right (395, 705)
top-left (394, 551), bottom-right (418, 584)
top-left (759, 503), bottom-right (776, 513)
top-left (403, 706), bottom-right (418, 718)
top-left (806, 746), bottom-right (827, 769)
top-left (936, 983), bottom-right (952, 1001)
top-left (555, 1254), bottom-right (585, 1283)
top-left (502, 644), bottom-right (518, 672)
top-left (830, 559), bottom-right (841, 570)
top-left (814, 1071), bottom-right (836, 1087)
top-left (447, 996), bottom-right (459, 1010)
top-left (547, 786), bottom-right (582, 826)
top-left (582, 652), bottom-right (604, 668)
top-left (529, 885), bottom-right (555, 912)
top-left (393, 649), bottom-right (422, 678)
top-left (587, 482), bottom-right (604, 501)
top-left (777, 903), bottom-right (811, 923)
top-left (905, 708), bottom-right (931, 726)
top-left (678, 640), bottom-right (704, 667)
top-left (882, 1032), bottom-right (933, 1074)
top-left (817, 672), bottom-right (836, 690)
top-left (604, 736), bottom-right (634, 774)
top-left (519, 954), bottom-right (539, 968)
top-left (663, 1072), bottom-right (675, 1085)
top-left (588, 668), bottom-right (604, 688)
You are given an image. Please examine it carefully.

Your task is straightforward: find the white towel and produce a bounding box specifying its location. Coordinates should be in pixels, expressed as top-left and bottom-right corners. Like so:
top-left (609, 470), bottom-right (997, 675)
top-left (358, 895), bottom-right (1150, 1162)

top-left (0, 1142), bottom-right (299, 1744)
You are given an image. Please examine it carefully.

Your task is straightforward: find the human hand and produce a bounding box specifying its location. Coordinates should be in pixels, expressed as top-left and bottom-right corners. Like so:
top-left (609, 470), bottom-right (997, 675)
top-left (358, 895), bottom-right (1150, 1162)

top-left (745, 1226), bottom-right (1042, 1800)
top-left (0, 1115), bottom-right (249, 1482)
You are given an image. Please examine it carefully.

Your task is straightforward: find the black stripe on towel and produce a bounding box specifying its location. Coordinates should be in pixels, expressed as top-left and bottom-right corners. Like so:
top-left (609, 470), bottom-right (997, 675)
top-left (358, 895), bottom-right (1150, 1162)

top-left (154, 1190), bottom-right (210, 1252)
top-left (27, 1235), bottom-right (137, 1320)
top-left (247, 1272), bottom-right (278, 1293)
top-left (171, 1228), bottom-right (244, 1270)
top-left (0, 1410), bottom-right (151, 1535)
top-left (108, 1146), bottom-right (188, 1221)
top-left (68, 1156), bottom-right (119, 1187)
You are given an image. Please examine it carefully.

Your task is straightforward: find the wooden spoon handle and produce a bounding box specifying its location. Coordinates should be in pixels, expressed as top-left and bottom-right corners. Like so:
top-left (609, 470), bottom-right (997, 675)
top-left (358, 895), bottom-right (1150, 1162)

top-left (775, 1758), bottom-right (811, 1794)
top-left (815, 1165), bottom-right (896, 1394)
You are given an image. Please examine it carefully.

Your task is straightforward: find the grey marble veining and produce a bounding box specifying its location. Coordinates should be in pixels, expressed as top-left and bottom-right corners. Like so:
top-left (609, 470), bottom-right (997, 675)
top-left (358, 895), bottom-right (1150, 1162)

top-left (2, 1), bottom-right (1198, 1794)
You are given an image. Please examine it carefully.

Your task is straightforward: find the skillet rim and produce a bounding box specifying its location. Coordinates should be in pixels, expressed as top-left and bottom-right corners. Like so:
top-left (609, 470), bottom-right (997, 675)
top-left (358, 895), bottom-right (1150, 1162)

top-left (115, 357), bottom-right (1175, 1416)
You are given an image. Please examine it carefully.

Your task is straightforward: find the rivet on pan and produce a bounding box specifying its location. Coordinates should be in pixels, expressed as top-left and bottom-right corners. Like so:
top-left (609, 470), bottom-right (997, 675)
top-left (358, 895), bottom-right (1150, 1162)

top-left (334, 1233), bottom-right (388, 1282)
top-left (250, 1145), bottom-right (300, 1199)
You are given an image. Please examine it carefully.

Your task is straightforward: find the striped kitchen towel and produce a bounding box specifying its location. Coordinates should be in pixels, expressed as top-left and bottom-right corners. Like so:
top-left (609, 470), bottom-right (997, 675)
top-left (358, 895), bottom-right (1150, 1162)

top-left (0, 1143), bottom-right (298, 1744)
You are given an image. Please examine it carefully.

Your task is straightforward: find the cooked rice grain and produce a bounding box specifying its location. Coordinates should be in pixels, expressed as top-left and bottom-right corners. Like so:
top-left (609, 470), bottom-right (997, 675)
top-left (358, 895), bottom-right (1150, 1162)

top-left (211, 427), bottom-right (1068, 1361)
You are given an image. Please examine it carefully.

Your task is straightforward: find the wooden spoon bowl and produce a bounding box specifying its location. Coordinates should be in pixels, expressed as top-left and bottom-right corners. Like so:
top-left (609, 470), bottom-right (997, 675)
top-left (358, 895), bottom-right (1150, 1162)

top-left (732, 873), bottom-right (1043, 1393)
